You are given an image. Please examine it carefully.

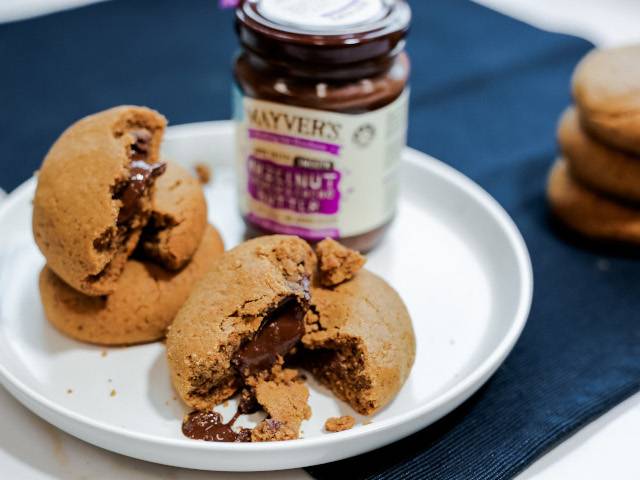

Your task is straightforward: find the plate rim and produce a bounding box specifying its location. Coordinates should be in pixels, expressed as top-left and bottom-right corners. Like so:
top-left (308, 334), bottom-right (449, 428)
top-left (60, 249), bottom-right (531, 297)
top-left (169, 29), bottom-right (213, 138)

top-left (0, 120), bottom-right (533, 457)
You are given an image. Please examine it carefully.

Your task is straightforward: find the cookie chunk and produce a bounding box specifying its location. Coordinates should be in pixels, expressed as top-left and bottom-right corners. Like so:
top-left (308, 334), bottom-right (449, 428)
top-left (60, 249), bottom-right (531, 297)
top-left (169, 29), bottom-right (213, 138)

top-left (40, 225), bottom-right (224, 346)
top-left (547, 159), bottom-right (640, 244)
top-left (315, 238), bottom-right (366, 287)
top-left (33, 106), bottom-right (167, 296)
top-left (303, 270), bottom-right (415, 415)
top-left (573, 46), bottom-right (640, 154)
top-left (139, 161), bottom-right (207, 270)
top-left (250, 366), bottom-right (311, 442)
top-left (166, 235), bottom-right (316, 411)
top-left (559, 107), bottom-right (640, 203)
top-left (325, 416), bottom-right (356, 433)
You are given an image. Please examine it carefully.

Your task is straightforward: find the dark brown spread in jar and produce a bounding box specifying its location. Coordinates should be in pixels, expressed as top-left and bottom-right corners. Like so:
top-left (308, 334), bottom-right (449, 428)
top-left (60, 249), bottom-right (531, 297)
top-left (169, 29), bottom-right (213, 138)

top-left (234, 0), bottom-right (411, 252)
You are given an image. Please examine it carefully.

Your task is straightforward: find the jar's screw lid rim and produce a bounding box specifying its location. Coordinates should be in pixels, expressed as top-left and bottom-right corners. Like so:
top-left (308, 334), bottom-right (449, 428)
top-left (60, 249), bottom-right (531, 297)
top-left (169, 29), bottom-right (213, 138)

top-left (237, 0), bottom-right (411, 41)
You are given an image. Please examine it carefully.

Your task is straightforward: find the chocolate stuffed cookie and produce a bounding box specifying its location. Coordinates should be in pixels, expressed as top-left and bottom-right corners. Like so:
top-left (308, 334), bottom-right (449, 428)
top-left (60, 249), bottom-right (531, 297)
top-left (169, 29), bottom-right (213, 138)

top-left (33, 106), bottom-right (169, 295)
top-left (167, 235), bottom-right (415, 442)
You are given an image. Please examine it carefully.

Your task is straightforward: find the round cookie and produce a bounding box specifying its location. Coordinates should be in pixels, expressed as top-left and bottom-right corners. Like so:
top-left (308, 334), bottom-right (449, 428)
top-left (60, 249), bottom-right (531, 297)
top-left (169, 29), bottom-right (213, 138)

top-left (139, 161), bottom-right (207, 270)
top-left (33, 106), bottom-right (167, 296)
top-left (547, 159), bottom-right (640, 244)
top-left (302, 270), bottom-right (415, 415)
top-left (166, 235), bottom-right (316, 411)
top-left (40, 225), bottom-right (224, 346)
top-left (572, 45), bottom-right (640, 154)
top-left (559, 107), bottom-right (640, 202)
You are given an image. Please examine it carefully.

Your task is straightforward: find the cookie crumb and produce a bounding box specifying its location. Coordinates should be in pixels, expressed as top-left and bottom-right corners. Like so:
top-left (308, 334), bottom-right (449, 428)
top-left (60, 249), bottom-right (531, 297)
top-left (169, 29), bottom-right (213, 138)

top-left (252, 418), bottom-right (297, 442)
top-left (110, 389), bottom-right (117, 397)
top-left (325, 416), bottom-right (356, 432)
top-left (223, 400), bottom-right (229, 408)
top-left (363, 420), bottom-right (373, 425)
top-left (101, 350), bottom-right (108, 357)
top-left (195, 163), bottom-right (212, 184)
top-left (66, 388), bottom-right (73, 394)
top-left (316, 238), bottom-right (366, 287)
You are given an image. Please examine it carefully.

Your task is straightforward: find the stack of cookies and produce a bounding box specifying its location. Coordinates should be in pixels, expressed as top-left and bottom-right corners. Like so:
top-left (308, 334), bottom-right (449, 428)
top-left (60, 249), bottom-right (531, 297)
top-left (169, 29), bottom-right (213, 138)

top-left (548, 45), bottom-right (640, 244)
top-left (33, 106), bottom-right (224, 346)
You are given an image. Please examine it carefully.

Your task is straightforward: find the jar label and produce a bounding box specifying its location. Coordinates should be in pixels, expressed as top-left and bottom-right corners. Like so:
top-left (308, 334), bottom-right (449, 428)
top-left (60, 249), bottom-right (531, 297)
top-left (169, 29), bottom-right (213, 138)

top-left (234, 88), bottom-right (408, 240)
top-left (257, 0), bottom-right (387, 31)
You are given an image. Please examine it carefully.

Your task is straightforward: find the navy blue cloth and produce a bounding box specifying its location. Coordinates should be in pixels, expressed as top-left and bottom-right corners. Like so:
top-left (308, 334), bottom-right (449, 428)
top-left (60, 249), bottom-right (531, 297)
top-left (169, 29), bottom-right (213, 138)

top-left (1, 1), bottom-right (639, 479)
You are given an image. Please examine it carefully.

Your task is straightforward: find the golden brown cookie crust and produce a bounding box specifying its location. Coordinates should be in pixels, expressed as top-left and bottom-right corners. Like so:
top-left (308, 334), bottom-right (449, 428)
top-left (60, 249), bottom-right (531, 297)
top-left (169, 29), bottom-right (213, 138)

top-left (572, 46), bottom-right (640, 154)
top-left (559, 107), bottom-right (640, 203)
top-left (547, 159), bottom-right (640, 244)
top-left (303, 269), bottom-right (416, 415)
top-left (40, 225), bottom-right (224, 346)
top-left (140, 161), bottom-right (207, 270)
top-left (33, 106), bottom-right (167, 296)
top-left (166, 235), bottom-right (316, 411)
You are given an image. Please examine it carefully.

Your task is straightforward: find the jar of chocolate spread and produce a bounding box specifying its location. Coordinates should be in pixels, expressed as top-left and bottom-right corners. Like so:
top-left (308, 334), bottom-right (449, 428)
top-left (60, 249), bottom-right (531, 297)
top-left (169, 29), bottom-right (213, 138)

top-left (233, 0), bottom-right (411, 251)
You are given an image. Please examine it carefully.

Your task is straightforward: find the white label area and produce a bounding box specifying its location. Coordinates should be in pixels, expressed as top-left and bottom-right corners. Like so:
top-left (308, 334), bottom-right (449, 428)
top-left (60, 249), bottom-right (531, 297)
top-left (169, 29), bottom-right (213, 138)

top-left (234, 88), bottom-right (409, 240)
top-left (258, 0), bottom-right (387, 31)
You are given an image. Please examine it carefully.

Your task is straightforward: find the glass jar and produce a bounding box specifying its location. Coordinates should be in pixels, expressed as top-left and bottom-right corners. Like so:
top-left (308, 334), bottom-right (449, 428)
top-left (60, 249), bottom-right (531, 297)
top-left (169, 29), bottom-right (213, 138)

top-left (233, 0), bottom-right (411, 252)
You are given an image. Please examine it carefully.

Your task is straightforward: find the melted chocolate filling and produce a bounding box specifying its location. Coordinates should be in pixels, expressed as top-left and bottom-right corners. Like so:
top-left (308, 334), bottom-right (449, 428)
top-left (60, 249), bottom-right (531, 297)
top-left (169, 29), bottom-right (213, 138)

top-left (231, 299), bottom-right (306, 376)
top-left (182, 298), bottom-right (306, 442)
top-left (182, 410), bottom-right (251, 442)
top-left (114, 129), bottom-right (166, 223)
top-left (87, 129), bottom-right (165, 284)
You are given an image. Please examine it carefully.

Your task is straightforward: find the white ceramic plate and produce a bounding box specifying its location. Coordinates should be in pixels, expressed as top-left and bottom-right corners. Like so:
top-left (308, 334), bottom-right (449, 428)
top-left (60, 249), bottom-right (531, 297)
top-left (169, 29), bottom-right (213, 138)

top-left (0, 121), bottom-right (532, 471)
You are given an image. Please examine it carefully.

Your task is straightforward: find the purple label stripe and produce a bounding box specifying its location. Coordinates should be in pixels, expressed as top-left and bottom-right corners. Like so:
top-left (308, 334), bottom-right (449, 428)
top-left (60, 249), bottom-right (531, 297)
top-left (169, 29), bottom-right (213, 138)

top-left (249, 129), bottom-right (341, 156)
top-left (247, 156), bottom-right (341, 215)
top-left (248, 213), bottom-right (339, 240)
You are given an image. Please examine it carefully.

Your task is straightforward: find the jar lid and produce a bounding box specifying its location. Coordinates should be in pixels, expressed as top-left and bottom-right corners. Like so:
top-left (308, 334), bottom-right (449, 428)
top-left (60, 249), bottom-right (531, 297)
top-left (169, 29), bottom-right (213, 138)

top-left (236, 0), bottom-right (411, 65)
top-left (257, 0), bottom-right (388, 32)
